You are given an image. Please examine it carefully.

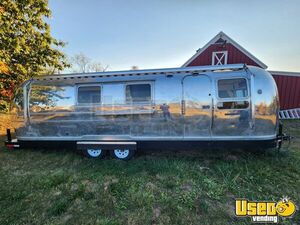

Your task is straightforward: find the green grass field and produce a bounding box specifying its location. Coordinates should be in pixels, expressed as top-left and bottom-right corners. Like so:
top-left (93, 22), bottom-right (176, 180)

top-left (0, 119), bottom-right (299, 225)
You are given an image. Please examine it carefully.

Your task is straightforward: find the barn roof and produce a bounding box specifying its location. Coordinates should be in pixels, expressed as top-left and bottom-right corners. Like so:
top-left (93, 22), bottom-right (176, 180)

top-left (182, 31), bottom-right (268, 69)
top-left (269, 70), bottom-right (300, 77)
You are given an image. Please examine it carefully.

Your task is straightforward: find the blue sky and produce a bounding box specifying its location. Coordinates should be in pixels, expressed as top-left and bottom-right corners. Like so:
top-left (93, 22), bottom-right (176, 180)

top-left (48, 0), bottom-right (300, 72)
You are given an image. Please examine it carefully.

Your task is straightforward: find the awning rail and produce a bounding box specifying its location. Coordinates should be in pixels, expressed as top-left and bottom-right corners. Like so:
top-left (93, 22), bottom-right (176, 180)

top-left (33, 64), bottom-right (247, 81)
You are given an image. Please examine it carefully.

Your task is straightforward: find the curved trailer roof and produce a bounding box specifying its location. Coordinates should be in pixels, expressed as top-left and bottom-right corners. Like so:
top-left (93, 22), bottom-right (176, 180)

top-left (33, 64), bottom-right (247, 81)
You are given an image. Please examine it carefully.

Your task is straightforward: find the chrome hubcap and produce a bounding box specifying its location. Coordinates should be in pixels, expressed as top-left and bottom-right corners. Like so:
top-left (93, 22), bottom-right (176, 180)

top-left (114, 149), bottom-right (130, 159)
top-left (87, 149), bottom-right (102, 157)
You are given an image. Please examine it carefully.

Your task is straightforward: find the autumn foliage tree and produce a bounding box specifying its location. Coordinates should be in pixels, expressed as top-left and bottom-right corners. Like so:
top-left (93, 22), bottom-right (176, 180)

top-left (0, 0), bottom-right (69, 111)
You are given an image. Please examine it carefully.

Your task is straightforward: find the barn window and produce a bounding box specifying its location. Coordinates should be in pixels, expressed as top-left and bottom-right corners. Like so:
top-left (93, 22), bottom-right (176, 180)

top-left (126, 83), bottom-right (151, 103)
top-left (212, 51), bottom-right (228, 65)
top-left (218, 78), bottom-right (248, 98)
top-left (77, 85), bottom-right (101, 104)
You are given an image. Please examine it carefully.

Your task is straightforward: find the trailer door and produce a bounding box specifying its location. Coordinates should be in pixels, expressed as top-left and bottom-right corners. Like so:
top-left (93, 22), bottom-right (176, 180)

top-left (183, 75), bottom-right (212, 138)
top-left (213, 77), bottom-right (251, 137)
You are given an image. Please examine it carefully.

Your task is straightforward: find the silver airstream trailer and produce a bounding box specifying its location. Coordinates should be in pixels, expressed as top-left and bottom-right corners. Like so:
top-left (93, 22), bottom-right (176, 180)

top-left (5, 64), bottom-right (287, 160)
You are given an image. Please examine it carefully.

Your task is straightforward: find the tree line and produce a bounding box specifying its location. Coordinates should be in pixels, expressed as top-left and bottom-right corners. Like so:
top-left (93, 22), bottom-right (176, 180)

top-left (0, 0), bottom-right (138, 112)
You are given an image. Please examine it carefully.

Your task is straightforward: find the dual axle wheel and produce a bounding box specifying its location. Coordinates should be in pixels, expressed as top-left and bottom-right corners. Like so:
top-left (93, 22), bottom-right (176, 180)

top-left (82, 148), bottom-right (135, 160)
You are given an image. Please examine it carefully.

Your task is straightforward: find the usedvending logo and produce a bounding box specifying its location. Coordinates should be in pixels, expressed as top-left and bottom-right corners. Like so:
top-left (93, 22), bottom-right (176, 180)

top-left (235, 197), bottom-right (297, 223)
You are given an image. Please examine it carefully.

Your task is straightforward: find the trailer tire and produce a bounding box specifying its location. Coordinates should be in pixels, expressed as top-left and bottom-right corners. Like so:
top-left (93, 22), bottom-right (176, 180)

top-left (82, 148), bottom-right (105, 158)
top-left (110, 148), bottom-right (135, 160)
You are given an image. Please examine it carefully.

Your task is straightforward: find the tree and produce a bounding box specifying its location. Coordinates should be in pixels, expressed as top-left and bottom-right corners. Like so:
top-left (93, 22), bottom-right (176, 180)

top-left (71, 53), bottom-right (109, 73)
top-left (0, 0), bottom-right (69, 111)
top-left (0, 61), bottom-right (10, 111)
top-left (131, 66), bottom-right (139, 70)
top-left (71, 53), bottom-right (91, 73)
top-left (88, 62), bottom-right (109, 72)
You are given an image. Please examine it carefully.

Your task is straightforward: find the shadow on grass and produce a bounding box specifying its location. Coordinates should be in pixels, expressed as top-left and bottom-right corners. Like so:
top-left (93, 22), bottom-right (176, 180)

top-left (138, 147), bottom-right (286, 162)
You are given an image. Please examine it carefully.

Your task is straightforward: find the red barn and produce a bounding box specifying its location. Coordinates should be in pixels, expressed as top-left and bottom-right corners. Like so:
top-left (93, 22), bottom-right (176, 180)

top-left (182, 32), bottom-right (300, 119)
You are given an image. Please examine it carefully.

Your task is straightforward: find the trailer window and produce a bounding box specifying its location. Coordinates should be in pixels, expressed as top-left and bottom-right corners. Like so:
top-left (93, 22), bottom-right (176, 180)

top-left (126, 84), bottom-right (151, 103)
top-left (218, 78), bottom-right (248, 98)
top-left (77, 86), bottom-right (101, 104)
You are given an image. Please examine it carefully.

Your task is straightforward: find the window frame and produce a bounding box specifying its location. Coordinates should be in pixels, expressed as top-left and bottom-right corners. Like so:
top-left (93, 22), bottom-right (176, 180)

top-left (124, 82), bottom-right (153, 104)
top-left (212, 51), bottom-right (228, 65)
top-left (216, 77), bottom-right (249, 100)
top-left (216, 77), bottom-right (250, 111)
top-left (76, 84), bottom-right (102, 105)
